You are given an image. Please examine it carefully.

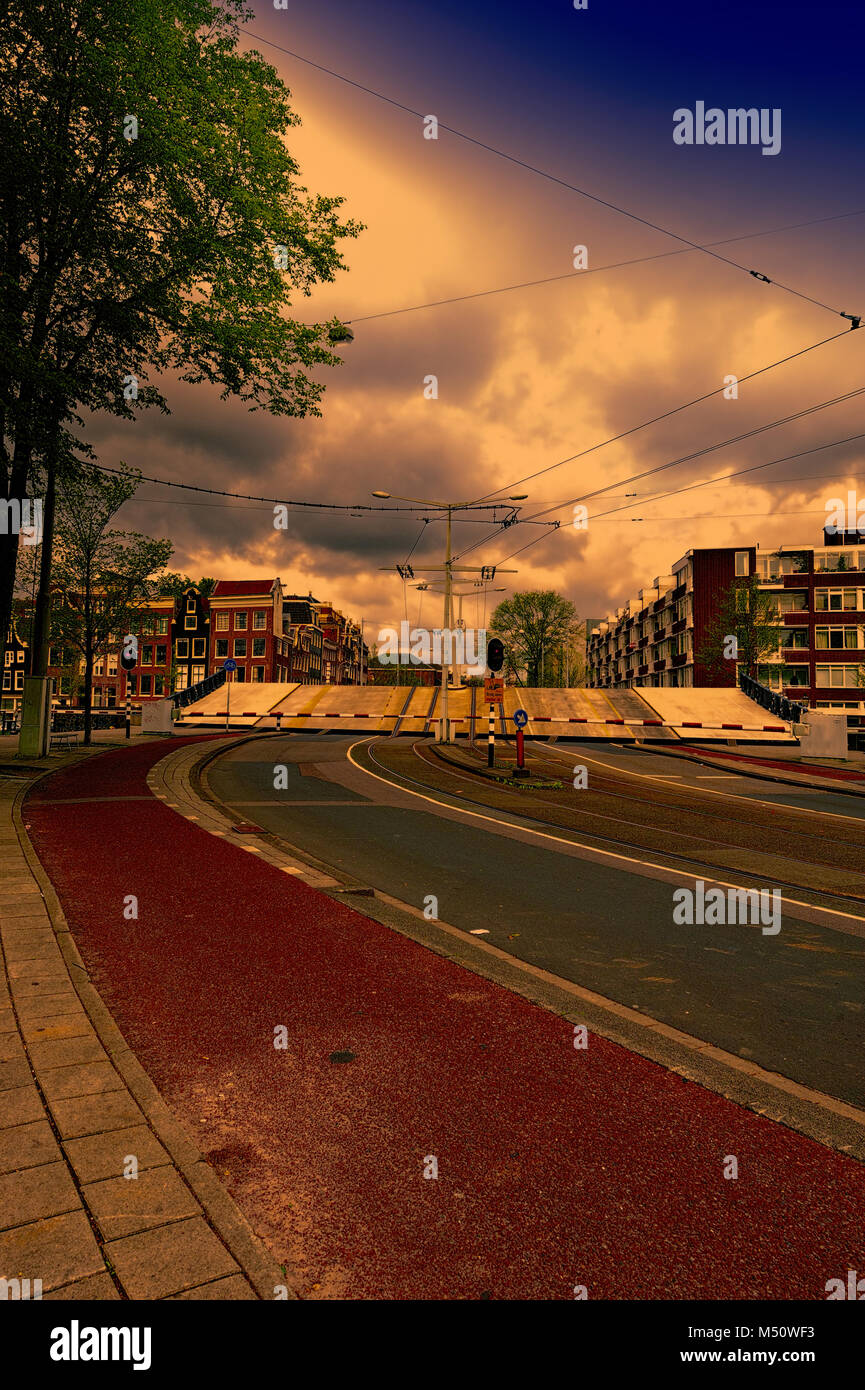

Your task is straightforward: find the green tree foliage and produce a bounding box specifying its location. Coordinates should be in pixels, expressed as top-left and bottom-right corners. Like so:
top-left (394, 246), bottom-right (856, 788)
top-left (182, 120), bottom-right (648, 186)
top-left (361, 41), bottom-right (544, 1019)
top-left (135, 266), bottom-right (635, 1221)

top-left (489, 591), bottom-right (583, 686)
top-left (698, 576), bottom-right (781, 681)
top-left (0, 0), bottom-right (361, 652)
top-left (50, 467), bottom-right (172, 743)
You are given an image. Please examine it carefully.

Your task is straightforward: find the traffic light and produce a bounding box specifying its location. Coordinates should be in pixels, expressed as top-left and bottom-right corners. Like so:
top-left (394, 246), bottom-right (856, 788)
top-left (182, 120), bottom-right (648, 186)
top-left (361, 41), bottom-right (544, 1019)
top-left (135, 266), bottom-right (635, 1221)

top-left (487, 637), bottom-right (504, 672)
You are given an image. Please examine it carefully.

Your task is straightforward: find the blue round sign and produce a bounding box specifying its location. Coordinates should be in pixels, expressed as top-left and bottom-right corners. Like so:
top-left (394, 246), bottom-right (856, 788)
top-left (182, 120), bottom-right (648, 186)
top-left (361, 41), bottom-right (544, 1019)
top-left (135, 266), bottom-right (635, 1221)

top-left (513, 707), bottom-right (529, 729)
top-left (223, 659), bottom-right (237, 673)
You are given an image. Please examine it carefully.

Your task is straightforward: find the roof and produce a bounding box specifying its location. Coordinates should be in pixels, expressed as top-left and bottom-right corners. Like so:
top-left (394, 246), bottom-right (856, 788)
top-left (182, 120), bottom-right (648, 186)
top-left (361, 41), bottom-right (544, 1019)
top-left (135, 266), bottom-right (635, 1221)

top-left (211, 579), bottom-right (275, 599)
top-left (284, 601), bottom-right (321, 626)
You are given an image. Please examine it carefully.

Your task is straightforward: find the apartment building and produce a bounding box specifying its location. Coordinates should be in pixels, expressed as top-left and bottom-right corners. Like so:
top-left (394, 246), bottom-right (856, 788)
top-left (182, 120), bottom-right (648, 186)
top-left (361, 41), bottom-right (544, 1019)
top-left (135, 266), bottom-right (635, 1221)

top-left (207, 578), bottom-right (290, 685)
top-left (586, 529), bottom-right (865, 723)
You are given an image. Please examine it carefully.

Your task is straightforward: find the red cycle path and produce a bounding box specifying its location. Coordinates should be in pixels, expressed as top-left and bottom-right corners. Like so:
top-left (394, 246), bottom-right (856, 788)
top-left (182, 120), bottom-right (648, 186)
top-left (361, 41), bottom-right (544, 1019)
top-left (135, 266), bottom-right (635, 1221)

top-left (24, 740), bottom-right (865, 1300)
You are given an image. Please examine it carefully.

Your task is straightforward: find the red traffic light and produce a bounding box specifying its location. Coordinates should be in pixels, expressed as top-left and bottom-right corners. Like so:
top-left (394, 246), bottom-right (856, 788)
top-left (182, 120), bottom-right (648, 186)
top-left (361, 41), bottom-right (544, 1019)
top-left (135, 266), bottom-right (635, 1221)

top-left (487, 638), bottom-right (504, 672)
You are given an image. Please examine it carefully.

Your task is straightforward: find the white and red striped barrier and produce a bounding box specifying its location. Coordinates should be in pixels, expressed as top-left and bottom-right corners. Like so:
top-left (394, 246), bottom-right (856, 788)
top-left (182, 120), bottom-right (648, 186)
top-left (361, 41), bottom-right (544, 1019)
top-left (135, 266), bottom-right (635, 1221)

top-left (182, 709), bottom-right (789, 733)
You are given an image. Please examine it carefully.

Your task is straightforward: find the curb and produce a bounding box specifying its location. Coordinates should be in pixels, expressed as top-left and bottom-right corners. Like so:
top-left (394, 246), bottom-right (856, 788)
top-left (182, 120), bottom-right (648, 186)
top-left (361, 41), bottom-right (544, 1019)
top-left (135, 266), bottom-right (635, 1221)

top-left (11, 742), bottom-right (292, 1301)
top-left (650, 742), bottom-right (865, 798)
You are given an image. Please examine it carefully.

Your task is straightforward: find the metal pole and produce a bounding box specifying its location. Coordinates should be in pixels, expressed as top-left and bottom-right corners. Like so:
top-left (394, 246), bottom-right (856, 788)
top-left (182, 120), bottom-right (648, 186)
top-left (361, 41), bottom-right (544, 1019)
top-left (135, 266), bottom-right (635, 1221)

top-left (360, 618), bottom-right (365, 686)
top-left (487, 702), bottom-right (495, 767)
top-left (125, 677), bottom-right (131, 740)
top-left (440, 506), bottom-right (452, 743)
top-left (225, 672), bottom-right (230, 731)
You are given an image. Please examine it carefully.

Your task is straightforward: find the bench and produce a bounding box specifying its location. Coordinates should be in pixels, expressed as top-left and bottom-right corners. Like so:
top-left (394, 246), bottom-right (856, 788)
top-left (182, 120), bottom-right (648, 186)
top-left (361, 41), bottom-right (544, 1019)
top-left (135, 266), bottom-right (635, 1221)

top-left (50, 732), bottom-right (80, 751)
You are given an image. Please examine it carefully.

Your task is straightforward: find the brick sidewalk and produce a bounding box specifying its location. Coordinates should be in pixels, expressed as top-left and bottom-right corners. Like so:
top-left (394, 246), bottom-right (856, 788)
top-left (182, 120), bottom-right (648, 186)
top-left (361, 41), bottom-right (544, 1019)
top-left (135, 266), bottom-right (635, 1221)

top-left (0, 748), bottom-right (287, 1300)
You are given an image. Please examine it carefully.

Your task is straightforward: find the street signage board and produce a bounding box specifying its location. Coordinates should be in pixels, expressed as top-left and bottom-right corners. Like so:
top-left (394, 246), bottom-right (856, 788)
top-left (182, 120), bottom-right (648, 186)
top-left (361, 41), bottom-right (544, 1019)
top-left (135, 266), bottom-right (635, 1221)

top-left (223, 659), bottom-right (237, 673)
top-left (513, 707), bottom-right (529, 729)
top-left (484, 677), bottom-right (504, 705)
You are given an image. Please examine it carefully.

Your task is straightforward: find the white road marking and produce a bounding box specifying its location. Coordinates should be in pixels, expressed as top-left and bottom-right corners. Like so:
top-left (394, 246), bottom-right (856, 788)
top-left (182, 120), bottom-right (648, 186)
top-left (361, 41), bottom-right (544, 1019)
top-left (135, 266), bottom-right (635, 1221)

top-left (346, 739), bottom-right (865, 932)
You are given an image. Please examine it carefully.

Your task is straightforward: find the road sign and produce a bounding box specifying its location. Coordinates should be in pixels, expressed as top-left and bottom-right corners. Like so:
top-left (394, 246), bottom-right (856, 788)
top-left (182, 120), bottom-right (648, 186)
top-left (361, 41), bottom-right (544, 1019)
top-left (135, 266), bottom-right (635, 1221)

top-left (513, 707), bottom-right (529, 730)
top-left (487, 637), bottom-right (504, 672)
top-left (484, 677), bottom-right (504, 705)
top-left (223, 658), bottom-right (237, 673)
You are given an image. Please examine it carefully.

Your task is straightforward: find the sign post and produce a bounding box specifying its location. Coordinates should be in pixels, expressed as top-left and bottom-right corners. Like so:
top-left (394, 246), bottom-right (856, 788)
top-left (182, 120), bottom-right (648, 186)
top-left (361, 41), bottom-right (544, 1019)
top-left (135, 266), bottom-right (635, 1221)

top-left (485, 638), bottom-right (505, 769)
top-left (513, 707), bottom-right (529, 778)
top-left (222, 659), bottom-right (237, 729)
top-left (120, 637), bottom-right (137, 741)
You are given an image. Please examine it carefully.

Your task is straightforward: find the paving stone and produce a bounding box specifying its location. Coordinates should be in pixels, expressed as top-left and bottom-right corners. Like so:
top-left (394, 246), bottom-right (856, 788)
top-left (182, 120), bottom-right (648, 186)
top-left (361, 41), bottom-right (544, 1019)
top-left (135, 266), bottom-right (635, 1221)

top-left (29, 1034), bottom-right (106, 1071)
top-left (14, 990), bottom-right (79, 1021)
top-left (0, 1161), bottom-right (80, 1229)
top-left (84, 1165), bottom-right (199, 1241)
top-left (42, 1272), bottom-right (120, 1300)
top-left (0, 1209), bottom-right (104, 1293)
top-left (0, 1119), bottom-right (60, 1174)
top-left (170, 1274), bottom-right (257, 1300)
top-left (0, 900), bottom-right (50, 919)
top-left (0, 1008), bottom-right (15, 1034)
top-left (0, 1031), bottom-right (25, 1063)
top-left (0, 1085), bottom-right (43, 1129)
top-left (11, 973), bottom-right (74, 999)
top-left (0, 1057), bottom-right (32, 1093)
top-left (63, 1125), bottom-right (170, 1185)
top-left (38, 1060), bottom-right (121, 1103)
top-left (51, 1090), bottom-right (143, 1140)
top-left (1, 929), bottom-right (55, 950)
top-left (19, 1014), bottom-right (92, 1044)
top-left (6, 952), bottom-right (64, 976)
top-left (106, 1217), bottom-right (238, 1300)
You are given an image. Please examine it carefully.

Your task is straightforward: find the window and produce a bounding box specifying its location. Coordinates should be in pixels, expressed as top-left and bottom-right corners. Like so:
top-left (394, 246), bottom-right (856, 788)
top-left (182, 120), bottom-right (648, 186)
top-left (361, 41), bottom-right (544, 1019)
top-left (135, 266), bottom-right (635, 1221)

top-left (234, 611), bottom-right (247, 630)
top-left (816, 665), bottom-right (859, 688)
top-left (215, 638), bottom-right (228, 658)
top-left (106, 686), bottom-right (116, 707)
top-left (186, 598), bottom-right (196, 612)
top-left (107, 655), bottom-right (118, 676)
top-left (142, 645), bottom-right (153, 665)
top-left (174, 669), bottom-right (189, 692)
top-left (156, 644), bottom-right (167, 666)
top-left (175, 639), bottom-right (189, 659)
top-left (60, 675), bottom-right (71, 696)
top-left (184, 615), bottom-right (196, 630)
top-left (252, 638), bottom-right (266, 657)
top-left (157, 616), bottom-right (169, 635)
top-left (776, 592), bottom-right (807, 614)
top-left (191, 664), bottom-right (206, 685)
top-left (758, 554), bottom-right (781, 580)
top-left (128, 675), bottom-right (137, 695)
top-left (93, 659), bottom-right (104, 677)
top-left (253, 611), bottom-right (267, 630)
top-left (735, 551), bottom-right (750, 577)
top-left (140, 674), bottom-right (152, 695)
top-left (155, 674), bottom-right (165, 695)
top-left (2, 671), bottom-right (9, 690)
top-left (215, 612), bottom-right (229, 631)
top-left (3, 651), bottom-right (11, 666)
top-left (192, 638), bottom-right (206, 658)
top-left (816, 627), bottom-right (860, 650)
top-left (233, 638), bottom-right (247, 658)
top-left (142, 617), bottom-right (155, 636)
top-left (252, 666), bottom-right (266, 683)
top-left (234, 667), bottom-right (245, 682)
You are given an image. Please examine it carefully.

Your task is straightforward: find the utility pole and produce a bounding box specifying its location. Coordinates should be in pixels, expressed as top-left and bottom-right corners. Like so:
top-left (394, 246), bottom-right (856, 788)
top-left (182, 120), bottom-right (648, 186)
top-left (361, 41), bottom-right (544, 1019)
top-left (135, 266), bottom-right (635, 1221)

top-left (441, 506), bottom-right (452, 743)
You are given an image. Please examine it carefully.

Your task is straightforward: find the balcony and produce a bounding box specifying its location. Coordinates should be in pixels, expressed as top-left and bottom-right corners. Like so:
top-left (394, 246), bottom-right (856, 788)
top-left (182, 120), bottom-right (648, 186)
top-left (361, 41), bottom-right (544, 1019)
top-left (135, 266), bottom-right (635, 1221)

top-left (653, 659), bottom-right (666, 671)
top-left (672, 653), bottom-right (688, 667)
top-left (671, 619), bottom-right (686, 635)
top-left (638, 663), bottom-right (649, 676)
top-left (672, 583), bottom-right (687, 601)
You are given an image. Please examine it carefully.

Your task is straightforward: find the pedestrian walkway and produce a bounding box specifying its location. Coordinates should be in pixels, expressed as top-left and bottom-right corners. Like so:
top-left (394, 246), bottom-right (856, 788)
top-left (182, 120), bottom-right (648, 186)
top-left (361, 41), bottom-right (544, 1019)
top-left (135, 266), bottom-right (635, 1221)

top-left (16, 735), bottom-right (865, 1299)
top-left (0, 741), bottom-right (286, 1300)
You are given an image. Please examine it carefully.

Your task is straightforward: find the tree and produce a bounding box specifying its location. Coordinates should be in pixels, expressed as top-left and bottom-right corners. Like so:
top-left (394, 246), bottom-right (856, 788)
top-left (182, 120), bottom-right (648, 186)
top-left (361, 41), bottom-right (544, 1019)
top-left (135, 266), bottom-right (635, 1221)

top-left (0, 0), bottom-right (361, 672)
top-left (698, 576), bottom-right (781, 682)
top-left (157, 572), bottom-right (216, 599)
top-left (50, 466), bottom-right (172, 744)
top-left (489, 591), bottom-right (584, 686)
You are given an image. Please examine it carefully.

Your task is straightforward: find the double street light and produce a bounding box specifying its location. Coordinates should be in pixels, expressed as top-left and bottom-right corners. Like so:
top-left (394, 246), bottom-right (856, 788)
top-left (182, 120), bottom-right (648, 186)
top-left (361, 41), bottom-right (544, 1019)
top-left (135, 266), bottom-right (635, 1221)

top-left (373, 491), bottom-right (526, 741)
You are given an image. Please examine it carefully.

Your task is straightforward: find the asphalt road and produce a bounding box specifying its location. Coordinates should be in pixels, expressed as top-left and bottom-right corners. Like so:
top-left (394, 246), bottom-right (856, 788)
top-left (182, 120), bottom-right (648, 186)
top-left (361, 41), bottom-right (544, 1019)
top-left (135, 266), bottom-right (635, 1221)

top-left (207, 734), bottom-right (865, 1108)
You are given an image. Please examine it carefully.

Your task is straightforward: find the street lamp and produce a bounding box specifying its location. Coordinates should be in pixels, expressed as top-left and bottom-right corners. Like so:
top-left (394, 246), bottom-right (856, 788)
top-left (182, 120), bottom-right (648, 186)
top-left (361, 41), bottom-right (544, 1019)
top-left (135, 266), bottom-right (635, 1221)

top-left (373, 491), bottom-right (524, 741)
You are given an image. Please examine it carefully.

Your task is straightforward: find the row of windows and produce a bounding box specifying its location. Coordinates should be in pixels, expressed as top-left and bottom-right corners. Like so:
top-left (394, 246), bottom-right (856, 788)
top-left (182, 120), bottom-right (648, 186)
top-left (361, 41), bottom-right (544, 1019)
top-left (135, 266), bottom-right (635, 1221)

top-left (214, 638), bottom-right (267, 659)
top-left (213, 610), bottom-right (268, 632)
top-left (3, 650), bottom-right (25, 665)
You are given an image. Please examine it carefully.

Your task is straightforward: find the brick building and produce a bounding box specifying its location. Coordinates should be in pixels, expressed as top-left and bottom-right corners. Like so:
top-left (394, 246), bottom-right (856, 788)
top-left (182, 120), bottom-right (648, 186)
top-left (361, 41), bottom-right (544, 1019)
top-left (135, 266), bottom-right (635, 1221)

top-left (207, 578), bottom-right (289, 685)
top-left (586, 529), bottom-right (865, 725)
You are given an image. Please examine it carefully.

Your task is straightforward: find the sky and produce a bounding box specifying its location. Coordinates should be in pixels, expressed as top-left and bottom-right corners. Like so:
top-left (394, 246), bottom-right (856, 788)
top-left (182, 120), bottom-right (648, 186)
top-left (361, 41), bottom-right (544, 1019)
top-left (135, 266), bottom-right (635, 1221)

top-left (88, 0), bottom-right (865, 637)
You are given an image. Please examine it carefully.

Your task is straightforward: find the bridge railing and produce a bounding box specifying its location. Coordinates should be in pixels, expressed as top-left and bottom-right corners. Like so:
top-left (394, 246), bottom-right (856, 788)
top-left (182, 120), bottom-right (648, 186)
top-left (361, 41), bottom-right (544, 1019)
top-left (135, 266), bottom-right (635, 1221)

top-left (738, 671), bottom-right (807, 725)
top-left (173, 668), bottom-right (226, 710)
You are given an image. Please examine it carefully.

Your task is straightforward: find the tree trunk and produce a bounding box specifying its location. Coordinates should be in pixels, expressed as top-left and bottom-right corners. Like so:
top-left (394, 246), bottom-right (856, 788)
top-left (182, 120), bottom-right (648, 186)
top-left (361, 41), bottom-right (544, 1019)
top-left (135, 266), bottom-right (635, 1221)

top-left (83, 648), bottom-right (93, 746)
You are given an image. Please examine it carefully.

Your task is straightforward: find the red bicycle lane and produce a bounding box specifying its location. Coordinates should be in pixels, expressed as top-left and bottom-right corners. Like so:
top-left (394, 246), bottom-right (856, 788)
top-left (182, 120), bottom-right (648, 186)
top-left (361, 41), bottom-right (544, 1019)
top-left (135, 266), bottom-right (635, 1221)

top-left (22, 738), bottom-right (865, 1300)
